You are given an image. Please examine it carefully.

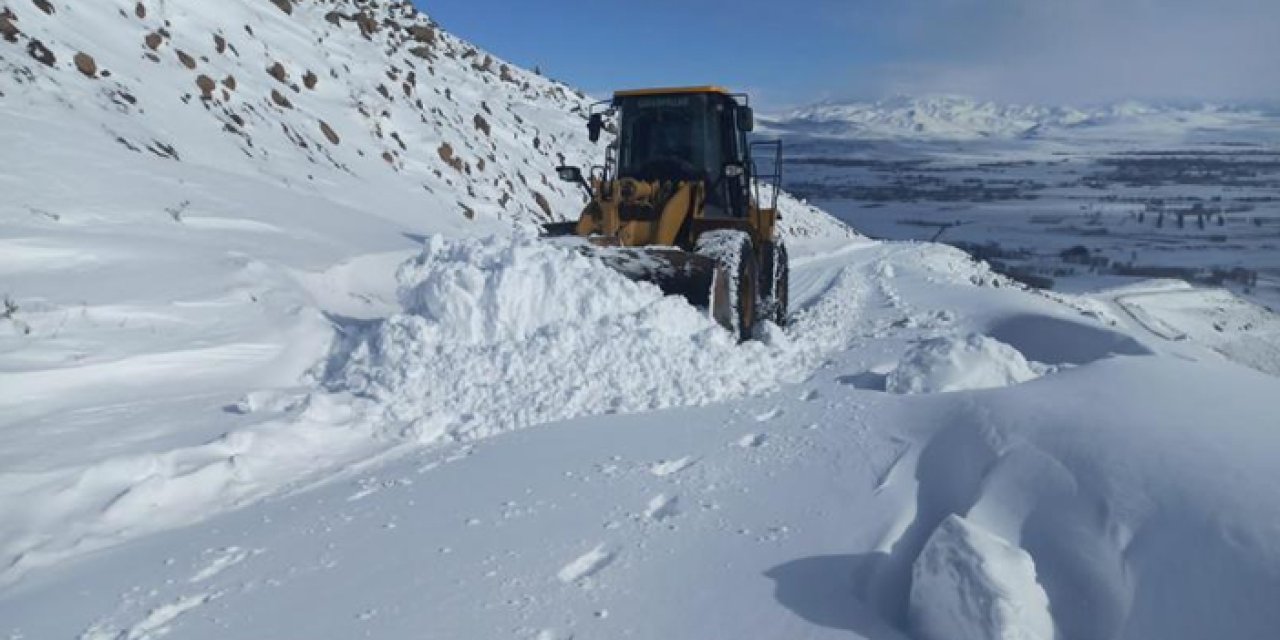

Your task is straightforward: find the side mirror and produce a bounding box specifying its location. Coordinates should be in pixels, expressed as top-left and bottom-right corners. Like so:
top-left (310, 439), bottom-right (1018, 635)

top-left (557, 166), bottom-right (584, 183)
top-left (556, 165), bottom-right (593, 198)
top-left (736, 106), bottom-right (755, 133)
top-left (587, 113), bottom-right (603, 143)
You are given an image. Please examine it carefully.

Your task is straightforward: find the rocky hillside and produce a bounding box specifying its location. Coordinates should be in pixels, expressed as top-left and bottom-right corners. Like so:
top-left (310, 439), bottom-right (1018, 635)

top-left (1, 0), bottom-right (597, 229)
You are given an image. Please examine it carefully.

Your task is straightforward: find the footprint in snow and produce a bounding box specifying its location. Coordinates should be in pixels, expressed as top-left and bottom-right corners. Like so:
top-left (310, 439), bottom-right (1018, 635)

top-left (649, 457), bottom-right (696, 477)
top-left (190, 546), bottom-right (256, 583)
top-left (754, 407), bottom-right (783, 422)
top-left (736, 433), bottom-right (767, 448)
top-left (557, 544), bottom-right (615, 585)
top-left (642, 494), bottom-right (680, 522)
top-left (800, 389), bottom-right (820, 402)
top-left (532, 629), bottom-right (573, 640)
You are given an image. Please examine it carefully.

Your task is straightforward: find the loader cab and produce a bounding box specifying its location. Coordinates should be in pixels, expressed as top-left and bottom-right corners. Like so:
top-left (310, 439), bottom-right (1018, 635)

top-left (609, 87), bottom-right (755, 218)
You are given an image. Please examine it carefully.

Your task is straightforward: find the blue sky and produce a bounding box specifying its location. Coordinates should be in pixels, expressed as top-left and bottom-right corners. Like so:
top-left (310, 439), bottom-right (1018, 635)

top-left (411, 0), bottom-right (1280, 109)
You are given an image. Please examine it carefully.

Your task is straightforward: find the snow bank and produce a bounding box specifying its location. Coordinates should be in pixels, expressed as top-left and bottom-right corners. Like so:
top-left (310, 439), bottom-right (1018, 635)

top-left (334, 232), bottom-right (862, 443)
top-left (393, 232), bottom-right (667, 345)
top-left (909, 515), bottom-right (1054, 640)
top-left (886, 334), bottom-right (1046, 394)
top-left (861, 354), bottom-right (1280, 640)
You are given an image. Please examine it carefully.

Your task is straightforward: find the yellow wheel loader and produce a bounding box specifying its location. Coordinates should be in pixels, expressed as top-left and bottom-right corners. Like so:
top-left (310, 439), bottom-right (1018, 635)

top-left (546, 86), bottom-right (788, 341)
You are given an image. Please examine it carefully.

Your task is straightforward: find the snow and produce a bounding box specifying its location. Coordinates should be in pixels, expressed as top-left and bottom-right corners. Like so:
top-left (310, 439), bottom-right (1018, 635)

top-left (2, 1), bottom-right (1279, 639)
top-left (556, 544), bottom-right (617, 585)
top-left (909, 514), bottom-right (1053, 640)
top-left (763, 94), bottom-right (1274, 141)
top-left (885, 334), bottom-right (1047, 394)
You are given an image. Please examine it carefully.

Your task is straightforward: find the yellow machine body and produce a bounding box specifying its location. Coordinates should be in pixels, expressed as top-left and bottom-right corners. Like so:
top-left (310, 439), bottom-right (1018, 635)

top-left (548, 86), bottom-right (788, 340)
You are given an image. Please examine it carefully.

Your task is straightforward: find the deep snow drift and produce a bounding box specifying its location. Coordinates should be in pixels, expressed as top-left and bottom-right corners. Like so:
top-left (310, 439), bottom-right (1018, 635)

top-left (333, 228), bottom-right (864, 445)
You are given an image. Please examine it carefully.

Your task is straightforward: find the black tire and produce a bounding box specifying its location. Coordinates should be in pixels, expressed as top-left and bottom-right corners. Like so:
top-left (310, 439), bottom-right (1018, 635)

top-left (759, 241), bottom-right (790, 326)
top-left (695, 231), bottom-right (758, 342)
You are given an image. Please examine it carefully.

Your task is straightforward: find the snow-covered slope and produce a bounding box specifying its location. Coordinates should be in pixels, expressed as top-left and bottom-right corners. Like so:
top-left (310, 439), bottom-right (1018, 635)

top-left (1, 0), bottom-right (597, 228)
top-left (763, 95), bottom-right (1274, 140)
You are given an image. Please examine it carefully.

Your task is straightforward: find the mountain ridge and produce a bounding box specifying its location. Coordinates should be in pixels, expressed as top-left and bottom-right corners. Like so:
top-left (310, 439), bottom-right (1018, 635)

top-left (763, 94), bottom-right (1279, 140)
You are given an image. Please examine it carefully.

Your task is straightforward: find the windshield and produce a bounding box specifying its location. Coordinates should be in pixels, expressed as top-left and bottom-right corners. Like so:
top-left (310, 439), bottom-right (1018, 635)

top-left (615, 93), bottom-right (723, 181)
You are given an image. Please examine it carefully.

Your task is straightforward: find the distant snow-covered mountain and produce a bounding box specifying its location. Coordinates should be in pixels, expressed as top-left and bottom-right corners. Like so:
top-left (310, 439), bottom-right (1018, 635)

top-left (762, 95), bottom-right (1272, 140)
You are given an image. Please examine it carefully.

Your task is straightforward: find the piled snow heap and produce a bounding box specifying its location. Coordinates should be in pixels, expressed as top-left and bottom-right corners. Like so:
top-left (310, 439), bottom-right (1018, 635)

top-left (333, 231), bottom-right (836, 443)
top-left (910, 515), bottom-right (1054, 640)
top-left (886, 334), bottom-right (1049, 395)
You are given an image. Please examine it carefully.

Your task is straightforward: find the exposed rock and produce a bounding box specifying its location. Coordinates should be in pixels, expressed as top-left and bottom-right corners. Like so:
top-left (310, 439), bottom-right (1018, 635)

top-left (214, 34), bottom-right (226, 54)
top-left (408, 47), bottom-right (431, 60)
top-left (196, 74), bottom-right (216, 99)
top-left (1, 15), bottom-right (20, 43)
top-left (145, 32), bottom-right (163, 50)
top-left (323, 11), bottom-right (343, 27)
top-left (499, 64), bottom-right (516, 83)
top-left (134, 2), bottom-right (146, 19)
top-left (176, 50), bottom-right (197, 70)
top-left (437, 142), bottom-right (464, 172)
top-left (407, 25), bottom-right (436, 45)
top-left (473, 114), bottom-right (490, 136)
top-left (32, 0), bottom-right (54, 16)
top-left (27, 40), bottom-right (55, 67)
top-left (270, 89), bottom-right (292, 109)
top-left (533, 191), bottom-right (552, 218)
top-left (354, 12), bottom-right (378, 38)
top-left (268, 0), bottom-right (292, 16)
top-left (73, 52), bottom-right (98, 78)
top-left (267, 61), bottom-right (287, 83)
top-left (223, 75), bottom-right (237, 90)
top-left (319, 121), bottom-right (340, 145)
top-left (302, 70), bottom-right (317, 90)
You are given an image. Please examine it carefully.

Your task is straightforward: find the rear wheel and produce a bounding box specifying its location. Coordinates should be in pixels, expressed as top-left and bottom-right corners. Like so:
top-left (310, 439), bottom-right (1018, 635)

top-left (696, 230), bottom-right (758, 342)
top-left (760, 241), bottom-right (790, 326)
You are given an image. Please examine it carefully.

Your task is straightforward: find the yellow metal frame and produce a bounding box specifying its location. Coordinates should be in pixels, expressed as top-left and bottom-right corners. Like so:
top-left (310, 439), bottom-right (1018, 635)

top-left (613, 86), bottom-right (731, 98)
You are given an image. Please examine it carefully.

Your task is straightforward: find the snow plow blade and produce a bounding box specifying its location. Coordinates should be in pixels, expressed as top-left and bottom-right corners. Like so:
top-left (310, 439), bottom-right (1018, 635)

top-left (586, 245), bottom-right (717, 310)
top-left (545, 236), bottom-right (717, 310)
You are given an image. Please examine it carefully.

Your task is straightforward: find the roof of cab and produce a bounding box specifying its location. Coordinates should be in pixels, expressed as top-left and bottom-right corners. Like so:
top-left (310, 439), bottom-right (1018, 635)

top-left (613, 86), bottom-right (731, 98)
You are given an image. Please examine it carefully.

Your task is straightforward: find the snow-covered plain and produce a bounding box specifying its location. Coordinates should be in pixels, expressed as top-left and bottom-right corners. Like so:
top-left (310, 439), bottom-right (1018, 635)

top-left (3, 2), bottom-right (1280, 639)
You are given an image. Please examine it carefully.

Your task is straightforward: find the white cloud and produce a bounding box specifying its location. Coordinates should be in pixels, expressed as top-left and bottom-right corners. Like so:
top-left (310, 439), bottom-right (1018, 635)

top-left (851, 0), bottom-right (1280, 104)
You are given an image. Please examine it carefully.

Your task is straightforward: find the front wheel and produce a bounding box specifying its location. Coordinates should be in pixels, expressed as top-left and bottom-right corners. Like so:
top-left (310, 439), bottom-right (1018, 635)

top-left (695, 230), bottom-right (758, 342)
top-left (760, 241), bottom-right (790, 326)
